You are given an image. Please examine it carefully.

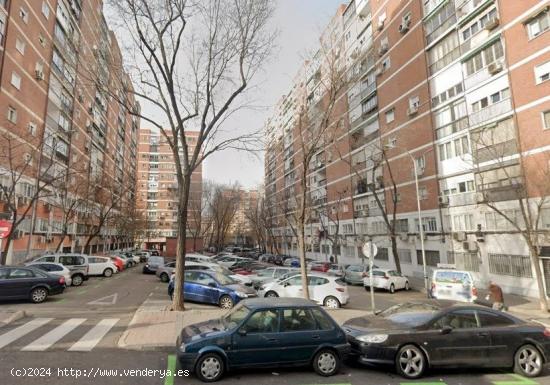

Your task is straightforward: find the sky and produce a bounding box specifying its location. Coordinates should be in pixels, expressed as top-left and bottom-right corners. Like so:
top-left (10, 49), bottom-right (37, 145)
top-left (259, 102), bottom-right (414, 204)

top-left (202, 0), bottom-right (347, 189)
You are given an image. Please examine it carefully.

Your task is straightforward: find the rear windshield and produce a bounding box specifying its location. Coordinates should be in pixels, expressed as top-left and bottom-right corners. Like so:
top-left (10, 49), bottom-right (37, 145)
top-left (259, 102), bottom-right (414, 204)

top-left (434, 271), bottom-right (472, 284)
top-left (379, 303), bottom-right (441, 327)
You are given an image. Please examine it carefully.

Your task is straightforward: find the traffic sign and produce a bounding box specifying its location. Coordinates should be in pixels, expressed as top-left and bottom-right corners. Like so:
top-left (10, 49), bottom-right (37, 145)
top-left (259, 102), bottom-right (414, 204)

top-left (362, 241), bottom-right (378, 259)
top-left (0, 220), bottom-right (12, 239)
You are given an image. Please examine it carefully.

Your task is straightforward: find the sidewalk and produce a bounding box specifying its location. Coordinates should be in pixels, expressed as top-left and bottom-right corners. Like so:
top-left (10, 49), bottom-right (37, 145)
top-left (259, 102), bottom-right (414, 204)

top-left (0, 310), bottom-right (26, 326)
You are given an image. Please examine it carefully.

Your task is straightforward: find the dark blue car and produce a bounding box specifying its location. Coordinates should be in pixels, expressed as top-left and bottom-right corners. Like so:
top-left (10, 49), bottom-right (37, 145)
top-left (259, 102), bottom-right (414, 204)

top-left (168, 270), bottom-right (257, 309)
top-left (176, 298), bottom-right (350, 382)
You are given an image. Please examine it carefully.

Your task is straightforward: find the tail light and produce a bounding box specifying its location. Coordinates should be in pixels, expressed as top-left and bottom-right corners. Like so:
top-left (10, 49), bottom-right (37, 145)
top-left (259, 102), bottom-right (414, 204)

top-left (336, 287), bottom-right (345, 292)
top-left (543, 328), bottom-right (550, 338)
top-left (59, 277), bottom-right (65, 285)
top-left (472, 287), bottom-right (478, 297)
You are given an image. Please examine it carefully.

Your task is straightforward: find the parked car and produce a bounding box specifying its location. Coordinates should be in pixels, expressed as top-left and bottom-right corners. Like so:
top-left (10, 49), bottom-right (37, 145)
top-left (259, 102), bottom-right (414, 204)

top-left (343, 301), bottom-right (550, 379)
top-left (230, 261), bottom-right (270, 274)
top-left (185, 261), bottom-right (253, 286)
top-left (110, 256), bottom-right (125, 272)
top-left (176, 298), bottom-right (349, 382)
top-left (363, 268), bottom-right (410, 294)
top-left (168, 270), bottom-right (257, 309)
top-left (0, 266), bottom-right (65, 303)
top-left (157, 261), bottom-right (176, 282)
top-left (132, 251), bottom-right (150, 263)
top-left (216, 255), bottom-right (251, 268)
top-left (114, 254), bottom-right (136, 268)
top-left (327, 264), bottom-right (344, 277)
top-left (344, 264), bottom-right (377, 285)
top-left (147, 249), bottom-right (160, 256)
top-left (32, 254), bottom-right (89, 286)
top-left (258, 273), bottom-right (349, 309)
top-left (186, 253), bottom-right (216, 264)
top-left (430, 268), bottom-right (477, 303)
top-left (247, 266), bottom-right (298, 289)
top-left (143, 256), bottom-right (165, 274)
top-left (310, 262), bottom-right (330, 273)
top-left (87, 256), bottom-right (118, 277)
top-left (25, 262), bottom-right (72, 286)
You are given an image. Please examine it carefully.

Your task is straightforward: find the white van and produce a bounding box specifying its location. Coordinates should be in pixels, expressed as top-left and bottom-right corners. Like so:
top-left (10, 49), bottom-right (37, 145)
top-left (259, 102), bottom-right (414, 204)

top-left (430, 268), bottom-right (477, 303)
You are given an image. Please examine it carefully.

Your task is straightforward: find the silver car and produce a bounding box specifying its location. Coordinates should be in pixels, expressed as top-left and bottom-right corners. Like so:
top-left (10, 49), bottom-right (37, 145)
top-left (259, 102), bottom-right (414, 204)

top-left (156, 261), bottom-right (176, 282)
top-left (248, 267), bottom-right (298, 289)
top-left (344, 264), bottom-right (377, 285)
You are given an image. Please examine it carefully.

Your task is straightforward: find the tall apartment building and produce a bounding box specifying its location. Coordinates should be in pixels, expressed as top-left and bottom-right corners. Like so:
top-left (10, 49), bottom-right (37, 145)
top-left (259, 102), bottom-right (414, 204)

top-left (136, 128), bottom-right (202, 253)
top-left (265, 0), bottom-right (550, 297)
top-left (0, 0), bottom-right (139, 263)
top-left (227, 188), bottom-right (259, 246)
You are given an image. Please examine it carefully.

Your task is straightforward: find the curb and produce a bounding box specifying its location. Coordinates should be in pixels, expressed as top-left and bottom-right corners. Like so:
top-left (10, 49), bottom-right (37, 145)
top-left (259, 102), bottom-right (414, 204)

top-left (0, 310), bottom-right (26, 327)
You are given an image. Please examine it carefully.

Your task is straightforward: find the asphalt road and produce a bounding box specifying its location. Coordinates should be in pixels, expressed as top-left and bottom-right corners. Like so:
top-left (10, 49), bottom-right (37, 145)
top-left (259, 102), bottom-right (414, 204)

top-left (1, 265), bottom-right (550, 385)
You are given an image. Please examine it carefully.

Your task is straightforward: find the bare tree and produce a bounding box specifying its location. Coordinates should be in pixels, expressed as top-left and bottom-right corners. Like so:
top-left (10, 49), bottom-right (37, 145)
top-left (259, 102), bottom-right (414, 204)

top-left (105, 0), bottom-right (275, 310)
top-left (244, 191), bottom-right (268, 252)
top-left (208, 183), bottom-right (241, 251)
top-left (471, 120), bottom-right (550, 311)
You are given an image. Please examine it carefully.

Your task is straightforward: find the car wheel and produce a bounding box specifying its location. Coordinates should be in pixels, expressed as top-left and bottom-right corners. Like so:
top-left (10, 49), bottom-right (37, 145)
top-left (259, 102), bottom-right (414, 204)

top-left (72, 274), bottom-right (84, 286)
top-left (389, 284), bottom-right (395, 294)
top-left (265, 291), bottom-right (278, 298)
top-left (514, 344), bottom-right (543, 377)
top-left (313, 349), bottom-right (340, 377)
top-left (30, 287), bottom-right (48, 303)
top-left (195, 353), bottom-right (224, 382)
top-left (364, 285), bottom-right (369, 291)
top-left (219, 295), bottom-right (234, 309)
top-left (405, 281), bottom-right (410, 291)
top-left (103, 268), bottom-right (113, 277)
top-left (396, 344), bottom-right (426, 379)
top-left (160, 273), bottom-right (169, 283)
top-left (323, 296), bottom-right (341, 309)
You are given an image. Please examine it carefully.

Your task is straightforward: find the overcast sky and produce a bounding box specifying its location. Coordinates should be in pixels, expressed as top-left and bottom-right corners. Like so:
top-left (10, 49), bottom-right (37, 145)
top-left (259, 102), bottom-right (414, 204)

top-left (202, 0), bottom-right (346, 189)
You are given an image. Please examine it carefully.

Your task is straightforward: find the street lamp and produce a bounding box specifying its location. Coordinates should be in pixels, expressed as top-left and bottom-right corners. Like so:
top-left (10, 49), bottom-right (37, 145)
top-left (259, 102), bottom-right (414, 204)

top-left (383, 143), bottom-right (430, 298)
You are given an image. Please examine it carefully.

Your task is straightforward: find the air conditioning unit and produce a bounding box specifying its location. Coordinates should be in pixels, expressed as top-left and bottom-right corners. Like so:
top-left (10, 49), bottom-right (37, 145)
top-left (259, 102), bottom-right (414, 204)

top-left (475, 192), bottom-right (485, 203)
top-left (377, 20), bottom-right (384, 31)
top-left (453, 231), bottom-right (467, 242)
top-left (407, 105), bottom-right (419, 116)
top-left (438, 195), bottom-right (449, 206)
top-left (399, 233), bottom-right (409, 241)
top-left (484, 18), bottom-right (500, 31)
top-left (378, 43), bottom-right (389, 56)
top-left (399, 20), bottom-right (411, 34)
top-left (35, 69), bottom-right (44, 81)
top-left (464, 241), bottom-right (478, 251)
top-left (375, 67), bottom-right (383, 77)
top-left (488, 62), bottom-right (503, 75)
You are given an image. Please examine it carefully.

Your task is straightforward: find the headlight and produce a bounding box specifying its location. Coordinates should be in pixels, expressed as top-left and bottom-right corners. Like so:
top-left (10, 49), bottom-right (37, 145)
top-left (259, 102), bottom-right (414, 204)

top-left (235, 291), bottom-right (248, 298)
top-left (357, 334), bottom-right (388, 343)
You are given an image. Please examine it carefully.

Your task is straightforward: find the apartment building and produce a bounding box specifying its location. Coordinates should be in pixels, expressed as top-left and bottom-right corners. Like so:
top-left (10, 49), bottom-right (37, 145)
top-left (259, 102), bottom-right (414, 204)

top-left (136, 128), bottom-right (202, 253)
top-left (265, 0), bottom-right (550, 297)
top-left (0, 0), bottom-right (140, 264)
top-left (227, 188), bottom-right (259, 247)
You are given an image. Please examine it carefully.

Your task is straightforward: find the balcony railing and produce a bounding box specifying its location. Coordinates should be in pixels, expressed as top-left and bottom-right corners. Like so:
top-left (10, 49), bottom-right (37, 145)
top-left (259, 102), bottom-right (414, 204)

top-left (361, 83), bottom-right (377, 100)
top-left (429, 45), bottom-right (461, 75)
top-left (464, 62), bottom-right (504, 90)
top-left (424, 0), bottom-right (445, 16)
top-left (426, 14), bottom-right (457, 46)
top-left (469, 98), bottom-right (512, 126)
top-left (435, 116), bottom-right (469, 139)
top-left (448, 192), bottom-right (476, 206)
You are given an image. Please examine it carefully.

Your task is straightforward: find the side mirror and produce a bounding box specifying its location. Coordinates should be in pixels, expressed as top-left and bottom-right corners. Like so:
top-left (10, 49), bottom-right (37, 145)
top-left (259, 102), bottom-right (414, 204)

top-left (208, 282), bottom-right (217, 288)
top-left (283, 282), bottom-right (290, 287)
top-left (237, 328), bottom-right (247, 336)
top-left (441, 325), bottom-right (453, 335)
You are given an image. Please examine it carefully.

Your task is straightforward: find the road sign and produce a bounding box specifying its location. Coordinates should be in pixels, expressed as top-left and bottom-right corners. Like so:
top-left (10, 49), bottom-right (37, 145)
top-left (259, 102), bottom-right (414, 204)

top-left (0, 220), bottom-right (12, 239)
top-left (362, 241), bottom-right (378, 259)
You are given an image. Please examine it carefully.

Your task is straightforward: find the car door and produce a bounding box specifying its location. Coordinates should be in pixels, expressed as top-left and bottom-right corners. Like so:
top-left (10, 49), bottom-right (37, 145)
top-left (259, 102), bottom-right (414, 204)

top-left (193, 272), bottom-right (219, 304)
top-left (7, 268), bottom-right (37, 297)
top-left (0, 268), bottom-right (12, 298)
top-left (426, 309), bottom-right (492, 366)
top-left (281, 275), bottom-right (303, 298)
top-left (308, 276), bottom-right (329, 303)
top-left (87, 257), bottom-right (100, 275)
top-left (230, 309), bottom-right (281, 367)
top-left (278, 308), bottom-right (322, 363)
top-left (477, 309), bottom-right (519, 367)
top-left (183, 271), bottom-right (200, 302)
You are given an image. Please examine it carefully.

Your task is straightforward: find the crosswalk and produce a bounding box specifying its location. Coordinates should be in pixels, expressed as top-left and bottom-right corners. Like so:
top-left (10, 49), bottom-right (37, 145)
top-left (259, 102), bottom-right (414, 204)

top-left (0, 318), bottom-right (119, 352)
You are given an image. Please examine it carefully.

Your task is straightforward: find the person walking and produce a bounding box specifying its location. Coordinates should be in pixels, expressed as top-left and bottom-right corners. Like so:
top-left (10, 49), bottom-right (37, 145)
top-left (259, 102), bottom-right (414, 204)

top-left (487, 281), bottom-right (505, 311)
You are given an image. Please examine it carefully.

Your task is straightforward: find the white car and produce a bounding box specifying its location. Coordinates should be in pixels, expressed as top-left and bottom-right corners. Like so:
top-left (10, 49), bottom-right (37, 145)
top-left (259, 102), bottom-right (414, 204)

top-left (185, 253), bottom-right (216, 264)
top-left (247, 266), bottom-right (298, 288)
top-left (363, 269), bottom-right (410, 293)
top-left (258, 273), bottom-right (349, 309)
top-left (431, 268), bottom-right (477, 303)
top-left (87, 256), bottom-right (118, 277)
top-left (216, 255), bottom-right (251, 268)
top-left (25, 262), bottom-right (73, 286)
top-left (184, 261), bottom-right (253, 286)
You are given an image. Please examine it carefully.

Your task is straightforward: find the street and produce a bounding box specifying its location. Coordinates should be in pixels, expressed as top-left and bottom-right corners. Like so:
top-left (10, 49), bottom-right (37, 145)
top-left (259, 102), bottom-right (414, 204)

top-left (1, 267), bottom-right (549, 385)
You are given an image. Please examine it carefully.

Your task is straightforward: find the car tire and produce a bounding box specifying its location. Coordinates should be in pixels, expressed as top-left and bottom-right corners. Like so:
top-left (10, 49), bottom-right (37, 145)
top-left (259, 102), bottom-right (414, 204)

top-left (195, 353), bottom-right (225, 382)
top-left (219, 295), bottom-right (234, 309)
top-left (103, 268), bottom-right (113, 277)
top-left (395, 344), bottom-right (426, 379)
top-left (313, 348), bottom-right (340, 377)
top-left (323, 296), bottom-right (341, 309)
top-left (405, 281), bottom-right (410, 291)
top-left (265, 291), bottom-right (278, 298)
top-left (30, 287), bottom-right (48, 303)
top-left (364, 285), bottom-right (369, 291)
top-left (72, 274), bottom-right (84, 286)
top-left (160, 273), bottom-right (169, 283)
top-left (389, 284), bottom-right (395, 294)
top-left (514, 344), bottom-right (543, 377)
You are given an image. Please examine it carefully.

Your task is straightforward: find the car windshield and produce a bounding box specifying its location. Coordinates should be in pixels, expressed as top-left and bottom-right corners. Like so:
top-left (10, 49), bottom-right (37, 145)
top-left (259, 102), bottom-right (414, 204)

top-left (221, 305), bottom-right (250, 329)
top-left (435, 271), bottom-right (472, 284)
top-left (214, 273), bottom-right (236, 285)
top-left (379, 303), bottom-right (441, 327)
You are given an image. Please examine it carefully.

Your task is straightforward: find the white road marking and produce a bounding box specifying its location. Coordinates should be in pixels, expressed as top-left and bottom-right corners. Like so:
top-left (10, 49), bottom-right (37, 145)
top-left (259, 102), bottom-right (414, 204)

top-left (0, 318), bottom-right (53, 349)
top-left (68, 318), bottom-right (119, 351)
top-left (87, 293), bottom-right (118, 305)
top-left (22, 318), bottom-right (86, 351)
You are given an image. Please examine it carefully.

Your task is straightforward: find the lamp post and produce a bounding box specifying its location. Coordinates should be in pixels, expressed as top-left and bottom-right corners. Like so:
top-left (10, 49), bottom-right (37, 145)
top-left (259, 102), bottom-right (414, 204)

top-left (384, 144), bottom-right (430, 298)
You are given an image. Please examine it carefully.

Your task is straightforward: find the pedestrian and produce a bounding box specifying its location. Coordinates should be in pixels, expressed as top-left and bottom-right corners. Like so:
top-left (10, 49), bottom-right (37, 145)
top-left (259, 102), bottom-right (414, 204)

top-left (486, 281), bottom-right (505, 311)
top-left (329, 255), bottom-right (334, 263)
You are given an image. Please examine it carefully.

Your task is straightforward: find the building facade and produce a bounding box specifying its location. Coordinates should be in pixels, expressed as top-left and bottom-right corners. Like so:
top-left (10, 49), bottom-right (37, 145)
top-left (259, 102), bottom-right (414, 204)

top-left (265, 0), bottom-right (550, 297)
top-left (227, 188), bottom-right (259, 247)
top-left (0, 0), bottom-right (139, 263)
top-left (136, 128), bottom-right (202, 253)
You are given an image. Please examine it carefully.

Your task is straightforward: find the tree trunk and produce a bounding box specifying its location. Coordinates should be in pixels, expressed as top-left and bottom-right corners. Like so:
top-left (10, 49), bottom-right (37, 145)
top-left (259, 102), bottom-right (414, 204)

top-left (55, 233), bottom-right (66, 252)
top-left (390, 234), bottom-right (402, 274)
top-left (172, 174), bottom-right (191, 311)
top-left (526, 241), bottom-right (548, 312)
top-left (297, 221), bottom-right (309, 299)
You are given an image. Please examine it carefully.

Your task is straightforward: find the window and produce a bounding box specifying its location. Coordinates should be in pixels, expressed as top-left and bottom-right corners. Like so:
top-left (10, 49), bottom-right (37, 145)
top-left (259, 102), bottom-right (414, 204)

top-left (415, 217), bottom-right (437, 232)
top-left (0, 14), bottom-right (5, 46)
top-left (419, 186), bottom-right (428, 200)
top-left (19, 7), bottom-right (29, 23)
top-left (311, 308), bottom-right (334, 330)
top-left (425, 1), bottom-right (457, 44)
top-left (11, 72), bottom-right (21, 89)
top-left (398, 249), bottom-right (412, 264)
top-left (28, 122), bottom-right (37, 136)
top-left (41, 1), bottom-right (50, 19)
top-left (9, 268), bottom-right (34, 278)
top-left (433, 310), bottom-right (479, 329)
top-left (427, 32), bottom-right (460, 75)
top-left (375, 248), bottom-right (389, 261)
top-left (15, 38), bottom-right (25, 54)
top-left (343, 224), bottom-right (353, 234)
top-left (417, 250), bottom-right (440, 267)
top-left (409, 96), bottom-right (420, 111)
top-left (477, 310), bottom-right (515, 327)
top-left (535, 61), bottom-right (550, 84)
top-left (385, 108), bottom-right (395, 123)
top-left (471, 88), bottom-right (509, 111)
top-left (488, 254), bottom-right (532, 278)
top-left (464, 40), bottom-right (504, 76)
top-left (282, 309), bottom-right (317, 331)
top-left (543, 110), bottom-right (550, 130)
top-left (242, 309), bottom-right (279, 333)
top-left (526, 10), bottom-right (549, 39)
top-left (452, 213), bottom-right (474, 231)
top-left (462, 8), bottom-right (498, 42)
top-left (7, 106), bottom-right (17, 123)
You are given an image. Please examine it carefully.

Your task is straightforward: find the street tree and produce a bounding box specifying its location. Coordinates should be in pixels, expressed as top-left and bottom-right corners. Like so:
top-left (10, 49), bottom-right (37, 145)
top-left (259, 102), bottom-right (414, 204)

top-left (106, 0), bottom-right (276, 310)
top-left (208, 183), bottom-right (241, 251)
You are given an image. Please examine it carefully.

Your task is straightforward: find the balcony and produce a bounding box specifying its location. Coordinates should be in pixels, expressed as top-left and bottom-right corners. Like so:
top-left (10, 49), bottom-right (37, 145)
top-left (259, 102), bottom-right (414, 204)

top-left (435, 116), bottom-right (469, 139)
top-left (429, 45), bottom-right (461, 75)
top-left (448, 191), bottom-right (477, 206)
top-left (464, 61), bottom-right (505, 90)
top-left (361, 82), bottom-right (377, 100)
top-left (424, 0), bottom-right (446, 16)
top-left (426, 14), bottom-right (458, 46)
top-left (475, 139), bottom-right (518, 163)
top-left (469, 98), bottom-right (512, 127)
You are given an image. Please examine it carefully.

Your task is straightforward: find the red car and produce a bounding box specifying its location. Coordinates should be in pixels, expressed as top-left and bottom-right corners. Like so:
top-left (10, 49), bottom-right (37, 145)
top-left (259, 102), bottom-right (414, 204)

top-left (310, 262), bottom-right (330, 273)
top-left (110, 256), bottom-right (125, 272)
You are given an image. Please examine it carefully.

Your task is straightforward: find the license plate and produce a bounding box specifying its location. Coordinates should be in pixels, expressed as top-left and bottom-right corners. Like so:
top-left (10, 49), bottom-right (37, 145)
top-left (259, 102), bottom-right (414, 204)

top-left (439, 289), bottom-right (451, 296)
